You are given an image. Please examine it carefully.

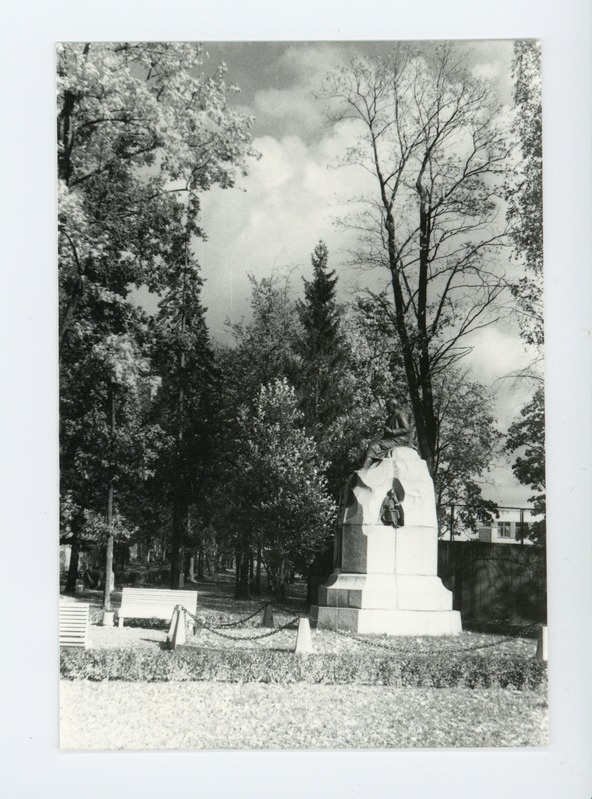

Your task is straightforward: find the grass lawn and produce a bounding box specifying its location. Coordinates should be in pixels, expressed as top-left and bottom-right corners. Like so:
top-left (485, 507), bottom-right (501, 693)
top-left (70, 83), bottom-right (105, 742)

top-left (60, 680), bottom-right (548, 750)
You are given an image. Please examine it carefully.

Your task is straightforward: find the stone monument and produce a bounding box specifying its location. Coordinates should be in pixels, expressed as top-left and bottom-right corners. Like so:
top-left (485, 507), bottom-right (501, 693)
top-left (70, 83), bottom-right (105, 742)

top-left (310, 401), bottom-right (462, 636)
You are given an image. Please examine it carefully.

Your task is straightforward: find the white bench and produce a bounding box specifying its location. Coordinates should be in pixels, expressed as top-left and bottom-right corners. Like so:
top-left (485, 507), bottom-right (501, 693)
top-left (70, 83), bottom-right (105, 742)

top-left (59, 601), bottom-right (90, 648)
top-left (118, 587), bottom-right (198, 627)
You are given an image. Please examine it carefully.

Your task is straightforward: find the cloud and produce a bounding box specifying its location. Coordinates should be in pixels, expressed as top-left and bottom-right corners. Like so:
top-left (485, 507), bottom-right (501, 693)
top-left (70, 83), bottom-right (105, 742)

top-left (253, 88), bottom-right (324, 139)
top-left (199, 127), bottom-right (374, 339)
top-left (251, 42), bottom-right (349, 141)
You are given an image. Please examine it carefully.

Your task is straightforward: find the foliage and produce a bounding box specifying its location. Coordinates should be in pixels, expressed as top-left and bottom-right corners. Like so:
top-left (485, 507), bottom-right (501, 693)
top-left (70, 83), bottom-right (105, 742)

top-left (506, 41), bottom-right (544, 348)
top-left (505, 386), bottom-right (546, 542)
top-left (148, 193), bottom-right (220, 586)
top-left (295, 241), bottom-right (349, 433)
top-left (225, 273), bottom-right (302, 400)
top-left (58, 42), bottom-right (257, 591)
top-left (216, 379), bottom-right (336, 595)
top-left (433, 369), bottom-right (501, 529)
top-left (60, 332), bottom-right (164, 532)
top-left (324, 42), bottom-right (510, 474)
top-left (61, 647), bottom-right (547, 689)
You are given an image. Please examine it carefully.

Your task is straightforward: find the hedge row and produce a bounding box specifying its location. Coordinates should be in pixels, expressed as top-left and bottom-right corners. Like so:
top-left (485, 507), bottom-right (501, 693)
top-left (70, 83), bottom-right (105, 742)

top-left (60, 648), bottom-right (546, 690)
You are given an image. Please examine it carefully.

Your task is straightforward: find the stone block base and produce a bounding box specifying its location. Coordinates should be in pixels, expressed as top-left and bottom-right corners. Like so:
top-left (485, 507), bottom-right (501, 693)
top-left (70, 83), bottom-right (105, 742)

top-left (310, 605), bottom-right (462, 636)
top-left (318, 572), bottom-right (454, 612)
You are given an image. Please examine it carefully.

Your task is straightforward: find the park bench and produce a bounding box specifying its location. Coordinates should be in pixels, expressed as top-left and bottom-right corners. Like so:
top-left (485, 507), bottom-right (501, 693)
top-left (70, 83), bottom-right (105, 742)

top-left (59, 601), bottom-right (90, 648)
top-left (118, 587), bottom-right (198, 627)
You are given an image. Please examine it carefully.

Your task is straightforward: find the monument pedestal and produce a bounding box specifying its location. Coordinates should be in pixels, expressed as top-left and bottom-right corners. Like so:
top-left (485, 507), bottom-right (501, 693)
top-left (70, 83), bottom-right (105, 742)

top-left (310, 447), bottom-right (461, 636)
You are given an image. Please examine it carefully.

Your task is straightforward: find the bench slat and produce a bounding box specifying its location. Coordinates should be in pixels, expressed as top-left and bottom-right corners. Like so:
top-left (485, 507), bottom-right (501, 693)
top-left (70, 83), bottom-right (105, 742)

top-left (59, 602), bottom-right (89, 649)
top-left (121, 588), bottom-right (197, 593)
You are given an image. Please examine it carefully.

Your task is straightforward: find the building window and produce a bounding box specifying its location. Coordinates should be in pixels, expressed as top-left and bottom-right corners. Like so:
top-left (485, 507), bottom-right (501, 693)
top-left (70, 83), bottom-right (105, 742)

top-left (497, 522), bottom-right (512, 538)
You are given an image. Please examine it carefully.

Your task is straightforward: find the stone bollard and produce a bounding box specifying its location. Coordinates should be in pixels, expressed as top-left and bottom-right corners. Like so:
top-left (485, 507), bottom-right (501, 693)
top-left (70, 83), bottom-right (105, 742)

top-left (166, 608), bottom-right (179, 644)
top-left (102, 610), bottom-right (115, 626)
top-left (536, 625), bottom-right (548, 662)
top-left (168, 608), bottom-right (187, 650)
top-left (262, 603), bottom-right (275, 628)
top-left (295, 618), bottom-right (313, 654)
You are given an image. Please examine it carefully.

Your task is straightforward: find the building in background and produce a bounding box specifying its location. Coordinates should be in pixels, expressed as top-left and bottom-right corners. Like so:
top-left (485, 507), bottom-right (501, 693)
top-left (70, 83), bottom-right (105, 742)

top-left (477, 507), bottom-right (540, 545)
top-left (440, 506), bottom-right (541, 545)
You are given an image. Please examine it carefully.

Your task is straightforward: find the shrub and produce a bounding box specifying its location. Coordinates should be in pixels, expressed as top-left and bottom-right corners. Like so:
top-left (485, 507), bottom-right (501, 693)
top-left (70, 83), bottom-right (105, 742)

top-left (60, 648), bottom-right (547, 690)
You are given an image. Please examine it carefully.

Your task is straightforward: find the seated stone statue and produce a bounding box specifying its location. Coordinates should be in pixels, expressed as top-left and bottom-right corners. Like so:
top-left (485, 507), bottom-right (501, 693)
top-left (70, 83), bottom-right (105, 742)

top-left (362, 398), bottom-right (411, 469)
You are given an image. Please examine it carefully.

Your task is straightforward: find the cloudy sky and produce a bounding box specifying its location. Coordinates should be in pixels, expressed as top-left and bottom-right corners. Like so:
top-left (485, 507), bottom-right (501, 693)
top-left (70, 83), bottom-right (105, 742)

top-left (138, 40), bottom-right (539, 507)
top-left (186, 39), bottom-right (539, 507)
top-left (197, 40), bottom-right (517, 337)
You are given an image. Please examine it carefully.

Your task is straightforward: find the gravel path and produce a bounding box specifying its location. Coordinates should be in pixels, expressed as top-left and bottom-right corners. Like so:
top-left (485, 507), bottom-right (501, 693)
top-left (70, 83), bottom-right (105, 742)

top-left (60, 680), bottom-right (548, 750)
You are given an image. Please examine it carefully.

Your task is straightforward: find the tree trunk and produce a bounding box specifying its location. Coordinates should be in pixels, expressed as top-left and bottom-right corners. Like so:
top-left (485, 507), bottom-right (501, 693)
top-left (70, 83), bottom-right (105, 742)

top-left (197, 544), bottom-right (205, 580)
top-left (64, 534), bottom-right (80, 595)
top-left (234, 548), bottom-right (240, 595)
top-left (170, 494), bottom-right (186, 589)
top-left (255, 545), bottom-right (262, 594)
top-left (384, 210), bottom-right (436, 474)
top-left (103, 383), bottom-right (116, 611)
top-left (269, 559), bottom-right (286, 599)
top-left (235, 537), bottom-right (251, 598)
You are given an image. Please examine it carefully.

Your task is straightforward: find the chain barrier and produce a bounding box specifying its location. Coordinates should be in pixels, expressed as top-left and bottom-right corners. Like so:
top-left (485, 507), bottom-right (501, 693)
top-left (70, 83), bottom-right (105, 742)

top-left (201, 600), bottom-right (305, 630)
top-left (211, 603), bottom-right (269, 628)
top-left (178, 599), bottom-right (540, 655)
top-left (331, 619), bottom-right (541, 655)
top-left (180, 604), bottom-right (300, 642)
top-left (203, 617), bottom-right (300, 642)
top-left (269, 602), bottom-right (307, 618)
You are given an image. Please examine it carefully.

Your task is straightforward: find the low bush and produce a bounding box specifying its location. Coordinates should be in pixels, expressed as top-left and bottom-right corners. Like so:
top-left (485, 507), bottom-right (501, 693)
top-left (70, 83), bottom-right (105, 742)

top-left (61, 648), bottom-right (546, 690)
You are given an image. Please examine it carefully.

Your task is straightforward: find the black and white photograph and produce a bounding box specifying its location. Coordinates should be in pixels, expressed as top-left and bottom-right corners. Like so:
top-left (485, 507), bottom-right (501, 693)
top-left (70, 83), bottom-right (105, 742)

top-left (57, 38), bottom-right (549, 750)
top-left (1, 0), bottom-right (591, 796)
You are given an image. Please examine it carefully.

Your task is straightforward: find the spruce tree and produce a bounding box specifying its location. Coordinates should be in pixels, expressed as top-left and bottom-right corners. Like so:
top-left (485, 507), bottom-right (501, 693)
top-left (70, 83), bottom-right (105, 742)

top-left (296, 241), bottom-right (347, 436)
top-left (150, 195), bottom-right (219, 588)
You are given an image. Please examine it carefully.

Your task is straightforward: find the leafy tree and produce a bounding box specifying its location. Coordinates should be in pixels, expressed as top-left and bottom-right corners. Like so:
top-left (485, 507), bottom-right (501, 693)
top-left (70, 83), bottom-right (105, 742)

top-left (226, 273), bottom-right (301, 399)
top-left (505, 386), bottom-right (546, 542)
top-left (323, 43), bottom-right (510, 475)
top-left (60, 331), bottom-right (163, 603)
top-left (58, 42), bottom-right (257, 600)
top-left (506, 40), bottom-right (544, 348)
top-left (503, 42), bottom-right (545, 543)
top-left (219, 379), bottom-right (335, 598)
top-left (432, 369), bottom-right (501, 534)
top-left (57, 42), bottom-right (256, 350)
top-left (346, 298), bottom-right (500, 529)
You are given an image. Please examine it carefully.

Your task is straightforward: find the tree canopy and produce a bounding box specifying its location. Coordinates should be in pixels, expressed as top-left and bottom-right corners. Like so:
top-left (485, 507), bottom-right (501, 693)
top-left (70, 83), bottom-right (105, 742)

top-left (57, 42), bottom-right (545, 603)
top-left (323, 42), bottom-right (510, 475)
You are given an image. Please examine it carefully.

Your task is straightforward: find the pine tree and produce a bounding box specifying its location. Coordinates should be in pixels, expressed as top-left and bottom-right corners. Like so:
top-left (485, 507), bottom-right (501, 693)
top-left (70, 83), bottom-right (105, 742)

top-left (296, 242), bottom-right (348, 435)
top-left (150, 194), bottom-right (219, 588)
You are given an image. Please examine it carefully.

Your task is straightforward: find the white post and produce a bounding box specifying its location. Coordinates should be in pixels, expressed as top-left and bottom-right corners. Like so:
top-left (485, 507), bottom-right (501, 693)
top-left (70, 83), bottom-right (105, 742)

top-left (102, 610), bottom-right (115, 626)
top-left (169, 607), bottom-right (187, 650)
top-left (166, 607), bottom-right (179, 645)
top-left (295, 618), bottom-right (313, 654)
top-left (536, 625), bottom-right (548, 661)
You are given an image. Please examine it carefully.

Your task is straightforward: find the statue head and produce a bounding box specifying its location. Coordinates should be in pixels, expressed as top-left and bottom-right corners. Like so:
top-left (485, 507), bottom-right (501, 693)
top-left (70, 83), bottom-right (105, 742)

top-left (386, 398), bottom-right (401, 413)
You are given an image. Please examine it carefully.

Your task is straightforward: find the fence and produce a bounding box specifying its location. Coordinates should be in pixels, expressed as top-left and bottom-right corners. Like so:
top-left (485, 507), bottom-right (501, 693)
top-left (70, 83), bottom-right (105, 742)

top-left (438, 541), bottom-right (547, 624)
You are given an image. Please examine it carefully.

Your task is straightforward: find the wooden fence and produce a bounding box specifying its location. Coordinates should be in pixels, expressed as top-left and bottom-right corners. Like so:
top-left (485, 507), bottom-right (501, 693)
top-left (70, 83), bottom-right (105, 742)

top-left (437, 541), bottom-right (547, 624)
